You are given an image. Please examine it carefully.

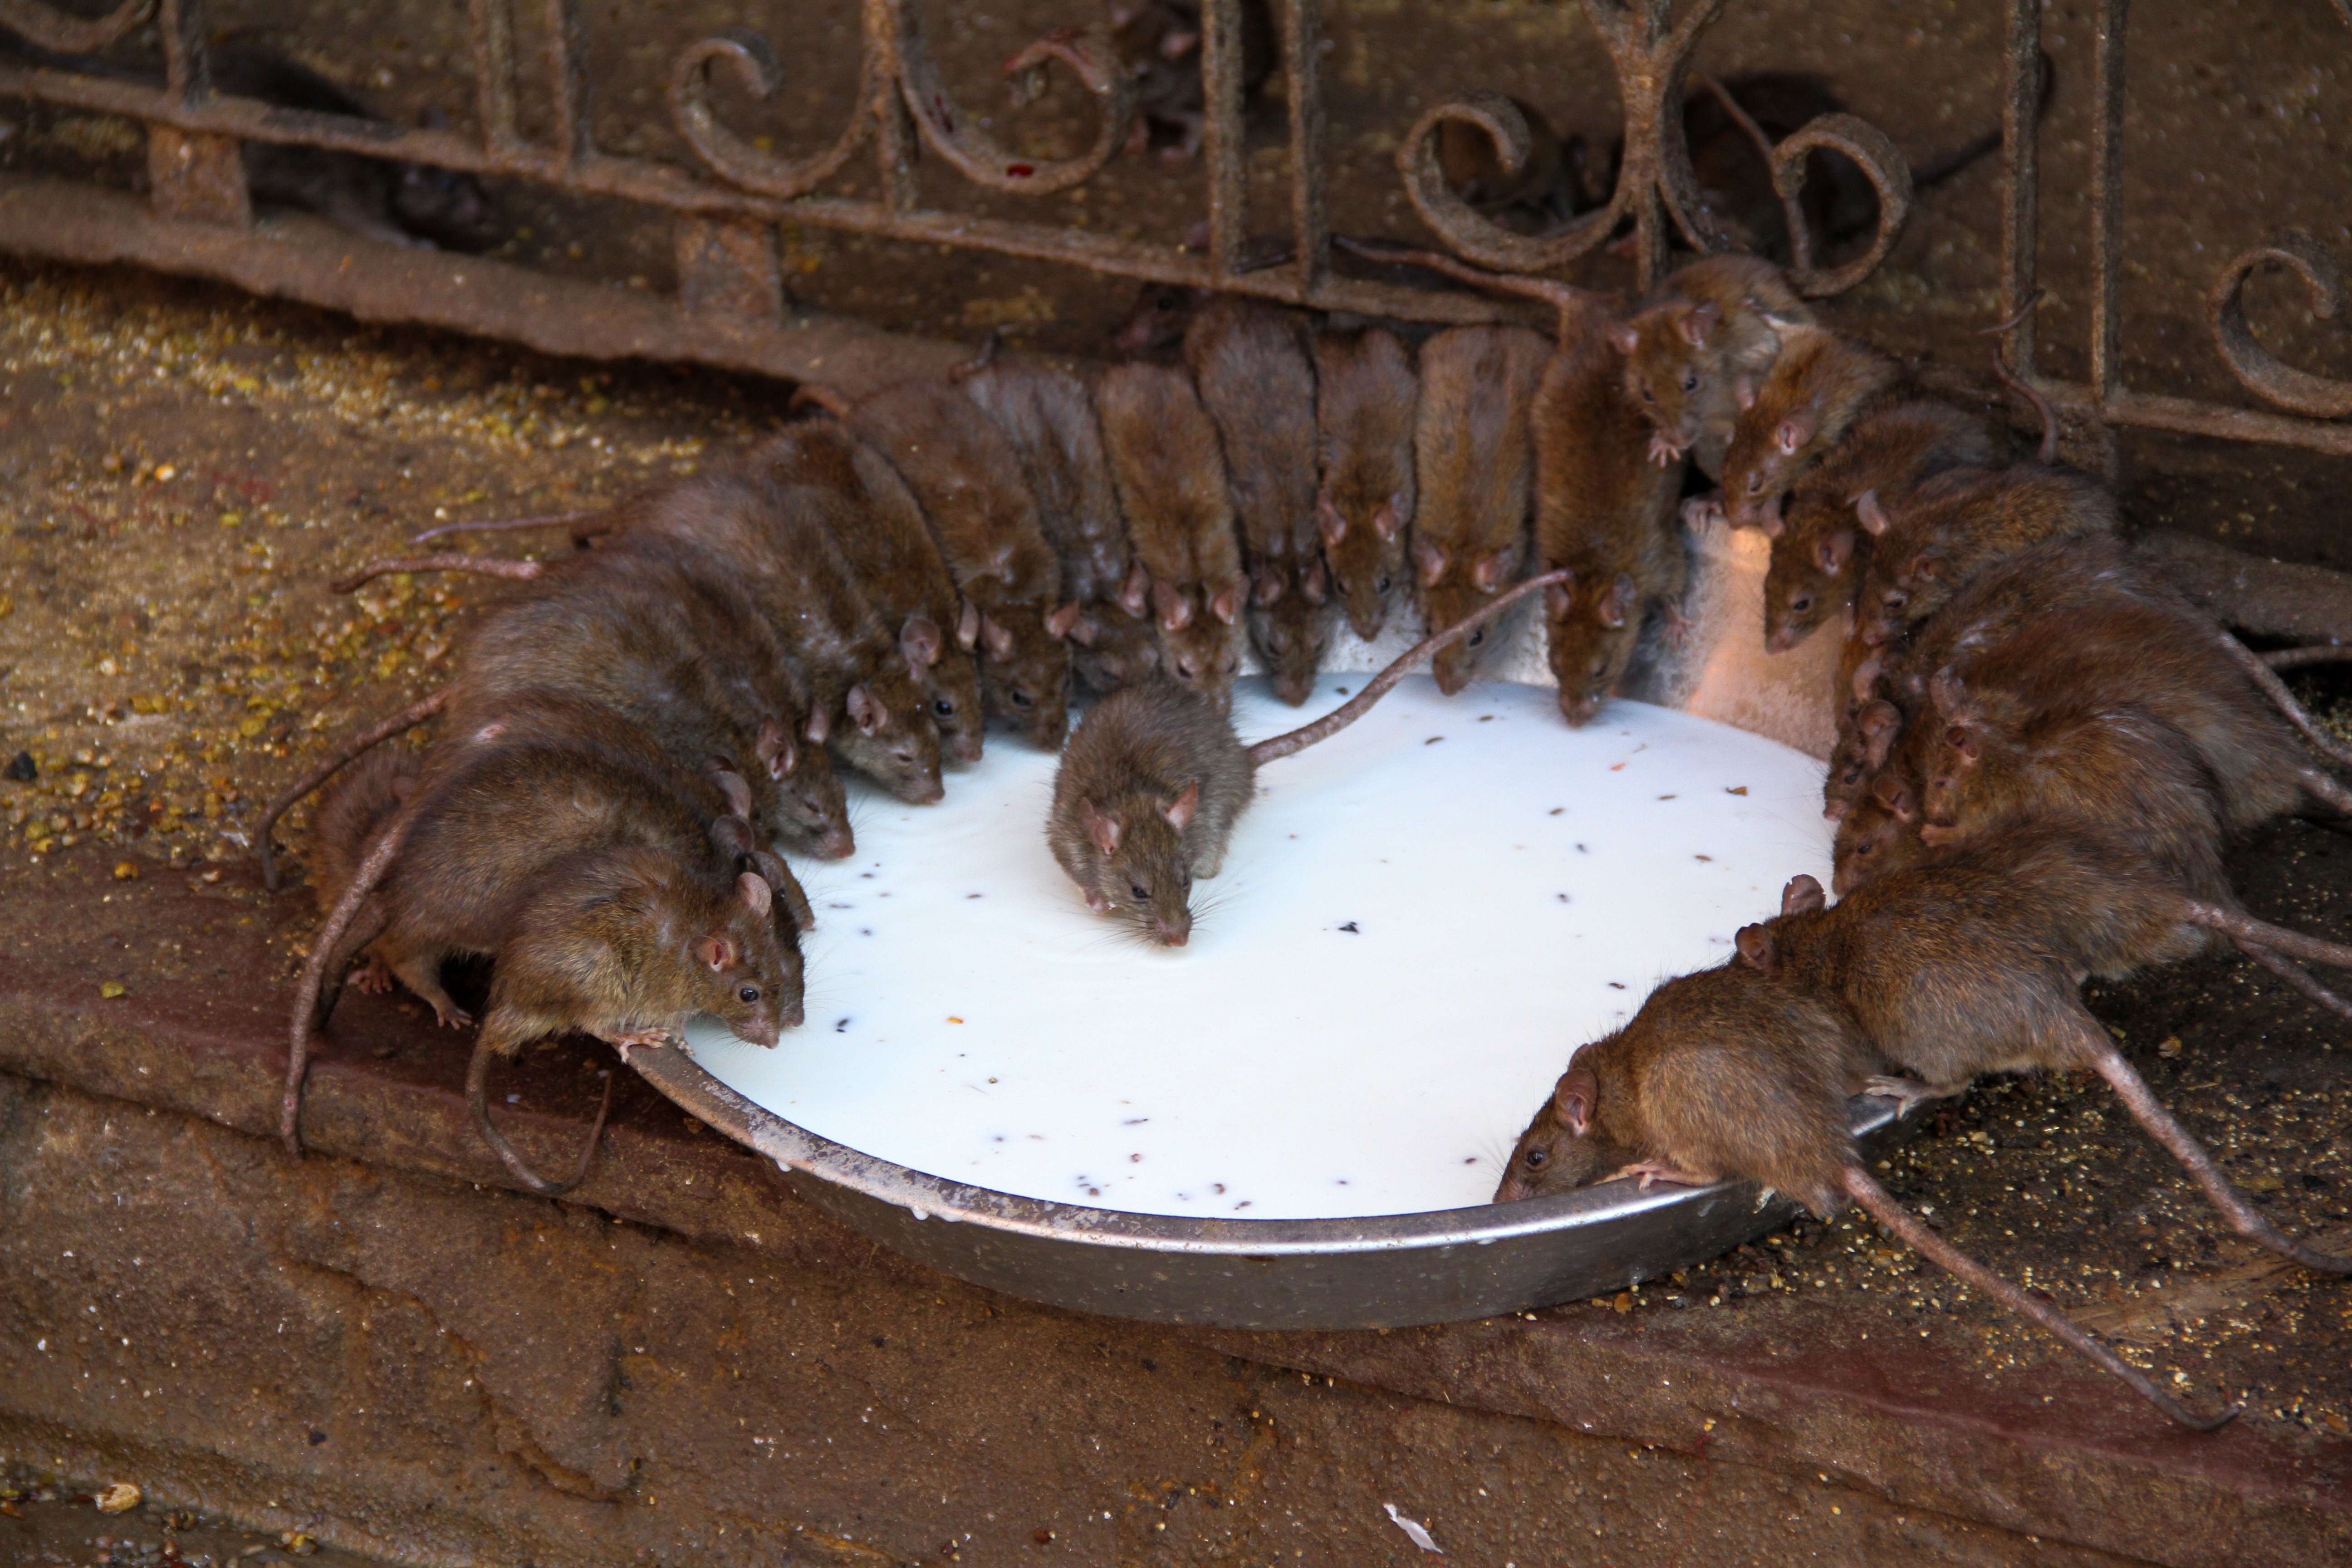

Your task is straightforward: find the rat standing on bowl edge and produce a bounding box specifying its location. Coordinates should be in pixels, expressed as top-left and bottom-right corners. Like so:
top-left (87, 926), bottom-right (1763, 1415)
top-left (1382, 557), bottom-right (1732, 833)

top-left (1049, 570), bottom-right (1568, 945)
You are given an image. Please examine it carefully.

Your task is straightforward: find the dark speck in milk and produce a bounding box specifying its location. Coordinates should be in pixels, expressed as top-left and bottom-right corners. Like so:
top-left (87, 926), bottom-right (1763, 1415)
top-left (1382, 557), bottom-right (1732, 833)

top-left (827, 901), bottom-right (853, 909)
top-left (1338, 921), bottom-right (1360, 933)
top-left (1658, 794), bottom-right (1677, 800)
top-left (1424, 736), bottom-right (1444, 745)
top-left (1577, 843), bottom-right (1588, 853)
top-left (1556, 893), bottom-right (1570, 903)
top-left (1608, 981), bottom-right (1626, 990)
top-left (1695, 853), bottom-right (1713, 862)
top-left (1123, 1117), bottom-right (1148, 1125)
top-left (1549, 807), bottom-right (1564, 815)
top-left (966, 892), bottom-right (983, 899)
top-left (834, 1017), bottom-right (851, 1032)
top-left (1726, 785), bottom-right (1749, 795)
top-left (1479, 715), bottom-right (1495, 722)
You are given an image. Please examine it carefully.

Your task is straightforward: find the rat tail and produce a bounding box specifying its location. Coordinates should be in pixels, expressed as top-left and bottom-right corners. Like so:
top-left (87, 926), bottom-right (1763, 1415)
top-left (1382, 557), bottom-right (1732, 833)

top-left (2261, 643), bottom-right (2352, 671)
top-left (2187, 899), bottom-right (2352, 983)
top-left (282, 798), bottom-right (416, 1154)
top-left (2208, 628), bottom-right (2352, 775)
top-left (1331, 236), bottom-right (1604, 344)
top-left (2066, 1018), bottom-right (2352, 1276)
top-left (331, 554), bottom-right (546, 594)
top-left (789, 382), bottom-right (854, 418)
top-left (1246, 570), bottom-right (1568, 764)
top-left (1980, 291), bottom-right (2056, 463)
top-left (1691, 74), bottom-right (1813, 276)
top-left (1840, 1166), bottom-right (2240, 1431)
top-left (2233, 937), bottom-right (2352, 1022)
top-left (258, 686), bottom-right (447, 891)
top-left (409, 508), bottom-right (610, 545)
top-left (467, 1035), bottom-right (619, 1198)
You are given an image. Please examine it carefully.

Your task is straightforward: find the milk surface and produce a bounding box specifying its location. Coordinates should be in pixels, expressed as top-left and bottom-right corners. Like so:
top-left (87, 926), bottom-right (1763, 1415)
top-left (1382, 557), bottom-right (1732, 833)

top-left (684, 677), bottom-right (1833, 1220)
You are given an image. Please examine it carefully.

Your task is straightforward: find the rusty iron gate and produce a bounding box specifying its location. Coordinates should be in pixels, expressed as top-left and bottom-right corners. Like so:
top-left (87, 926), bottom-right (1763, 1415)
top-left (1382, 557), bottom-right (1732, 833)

top-left (0, 0), bottom-right (2346, 453)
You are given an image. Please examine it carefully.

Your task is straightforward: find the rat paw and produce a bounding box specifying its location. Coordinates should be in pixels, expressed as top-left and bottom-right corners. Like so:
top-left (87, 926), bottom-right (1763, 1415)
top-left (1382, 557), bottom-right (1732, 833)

top-left (348, 957), bottom-right (395, 995)
top-left (1646, 431), bottom-right (1685, 468)
top-left (1862, 1074), bottom-right (1951, 1114)
top-left (1679, 495), bottom-right (1726, 531)
top-left (1610, 1160), bottom-right (1711, 1191)
top-left (434, 1005), bottom-right (476, 1030)
top-left (1661, 603), bottom-right (1696, 650)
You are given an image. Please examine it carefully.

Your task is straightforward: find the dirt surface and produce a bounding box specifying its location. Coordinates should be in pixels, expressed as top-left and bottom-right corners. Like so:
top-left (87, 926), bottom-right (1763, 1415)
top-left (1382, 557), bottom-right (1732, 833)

top-left (1, 1470), bottom-right (394, 1568)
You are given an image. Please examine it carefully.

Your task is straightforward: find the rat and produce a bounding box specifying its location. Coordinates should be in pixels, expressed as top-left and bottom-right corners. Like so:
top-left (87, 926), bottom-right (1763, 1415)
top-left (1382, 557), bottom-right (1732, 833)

top-left (1718, 326), bottom-right (1907, 531)
top-left (1759, 399), bottom-right (1996, 655)
top-left (1310, 325), bottom-right (1419, 642)
top-left (1094, 360), bottom-right (1249, 709)
top-left (751, 419), bottom-right (988, 766)
top-left (1493, 957), bottom-right (2236, 1430)
top-left (0, 27), bottom-right (498, 249)
top-left (1609, 253), bottom-right (1814, 479)
top-left (1049, 569), bottom-right (1568, 945)
top-left (1531, 319), bottom-right (1687, 725)
top-left (1410, 323), bottom-right (1555, 695)
top-left (1183, 296), bottom-right (1333, 706)
top-left (1853, 465), bottom-right (2117, 646)
top-left (821, 378), bottom-right (1075, 750)
top-left (1103, 0), bottom-right (1275, 161)
top-left (1437, 94), bottom-right (1592, 232)
top-left (955, 350), bottom-right (1161, 695)
top-left (288, 704), bottom-right (804, 1190)
top-left (1739, 835), bottom-right (2352, 1278)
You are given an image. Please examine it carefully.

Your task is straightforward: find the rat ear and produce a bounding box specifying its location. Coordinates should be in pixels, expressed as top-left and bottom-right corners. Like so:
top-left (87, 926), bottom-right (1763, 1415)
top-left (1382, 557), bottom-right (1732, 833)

top-left (1775, 411), bottom-right (1814, 455)
top-left (1045, 602), bottom-right (1083, 640)
top-left (1153, 578), bottom-right (1194, 632)
top-left (1412, 535), bottom-right (1449, 588)
top-left (901, 613), bottom-right (943, 671)
top-left (390, 772), bottom-right (416, 802)
top-left (956, 598), bottom-right (981, 651)
top-left (699, 932), bottom-right (739, 971)
top-left (1066, 612), bottom-right (1101, 647)
top-left (1734, 923), bottom-right (1778, 975)
top-left (1373, 499), bottom-right (1404, 542)
top-left (1303, 555), bottom-right (1328, 604)
top-left (1078, 799), bottom-right (1122, 856)
top-left (1872, 773), bottom-right (1916, 820)
top-left (1471, 552), bottom-right (1513, 593)
top-left (1853, 489), bottom-right (1891, 537)
top-left (1597, 572), bottom-right (1636, 629)
top-left (1544, 578), bottom-right (1574, 618)
top-left (1608, 321), bottom-right (1640, 356)
top-left (1908, 553), bottom-right (1940, 583)
top-left (1781, 873), bottom-right (1826, 916)
top-left (1158, 25), bottom-right (1200, 59)
top-left (736, 870), bottom-right (773, 920)
top-left (1163, 780), bottom-right (1199, 832)
top-left (1553, 1065), bottom-right (1597, 1137)
top-left (1679, 300), bottom-right (1721, 348)
top-left (846, 683), bottom-right (886, 736)
top-left (978, 613), bottom-right (1016, 662)
top-left (1815, 528), bottom-right (1854, 576)
top-left (1119, 562), bottom-right (1152, 618)
top-left (803, 705), bottom-right (831, 745)
top-left (1733, 374), bottom-right (1757, 411)
top-left (1253, 564), bottom-right (1284, 608)
top-left (1209, 581), bottom-right (1244, 625)
top-left (1315, 490), bottom-right (1348, 547)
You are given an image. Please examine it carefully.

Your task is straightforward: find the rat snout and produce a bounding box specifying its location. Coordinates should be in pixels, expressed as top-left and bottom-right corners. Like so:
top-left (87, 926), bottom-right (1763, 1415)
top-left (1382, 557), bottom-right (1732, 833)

top-left (1152, 917), bottom-right (1191, 948)
top-left (1558, 688), bottom-right (1603, 727)
top-left (814, 824), bottom-right (857, 860)
top-left (948, 733), bottom-right (985, 764)
top-left (1494, 1172), bottom-right (1534, 1204)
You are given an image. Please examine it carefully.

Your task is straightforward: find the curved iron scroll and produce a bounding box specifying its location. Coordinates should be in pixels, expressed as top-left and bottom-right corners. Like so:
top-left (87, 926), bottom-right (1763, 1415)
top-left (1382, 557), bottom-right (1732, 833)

top-left (2208, 230), bottom-right (2352, 421)
top-left (0, 0), bottom-right (151, 54)
top-left (668, 28), bottom-right (876, 201)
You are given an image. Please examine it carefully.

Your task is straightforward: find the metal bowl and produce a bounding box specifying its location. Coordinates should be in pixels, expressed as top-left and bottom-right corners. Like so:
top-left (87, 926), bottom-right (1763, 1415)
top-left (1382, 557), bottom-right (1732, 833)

top-left (632, 1041), bottom-right (1917, 1331)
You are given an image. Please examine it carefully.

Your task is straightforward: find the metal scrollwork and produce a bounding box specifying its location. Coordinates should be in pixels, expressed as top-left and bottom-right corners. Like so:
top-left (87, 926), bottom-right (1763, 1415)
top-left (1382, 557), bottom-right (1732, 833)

top-left (1394, 92), bottom-right (1617, 276)
top-left (882, 6), bottom-right (1134, 198)
top-left (0, 0), bottom-right (153, 55)
top-left (2209, 230), bottom-right (2352, 420)
top-left (668, 27), bottom-right (875, 201)
top-left (1771, 113), bottom-right (1913, 298)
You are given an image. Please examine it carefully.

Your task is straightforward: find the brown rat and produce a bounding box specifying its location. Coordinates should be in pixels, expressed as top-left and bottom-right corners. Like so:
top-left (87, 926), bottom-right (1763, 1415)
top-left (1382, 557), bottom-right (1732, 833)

top-left (1759, 400), bottom-right (1995, 655)
top-left (1411, 323), bottom-right (1554, 695)
top-left (835, 378), bottom-right (1075, 750)
top-left (1718, 326), bottom-right (1906, 531)
top-left (1852, 463), bottom-right (2117, 644)
top-left (1049, 570), bottom-right (1566, 945)
top-left (753, 419), bottom-right (988, 765)
top-left (257, 687), bottom-right (449, 890)
top-left (288, 702), bottom-right (804, 1189)
top-left (1437, 95), bottom-right (1592, 231)
top-left (1740, 833), bottom-right (2352, 1278)
top-left (1183, 296), bottom-right (1333, 706)
top-left (1494, 956), bottom-right (2237, 1429)
top-left (1094, 360), bottom-right (1249, 709)
top-left (1310, 325), bottom-right (1419, 642)
top-left (1103, 0), bottom-right (1275, 161)
top-left (1611, 253), bottom-right (1813, 479)
top-left (955, 352), bottom-right (1161, 695)
top-left (1531, 319), bottom-right (1687, 725)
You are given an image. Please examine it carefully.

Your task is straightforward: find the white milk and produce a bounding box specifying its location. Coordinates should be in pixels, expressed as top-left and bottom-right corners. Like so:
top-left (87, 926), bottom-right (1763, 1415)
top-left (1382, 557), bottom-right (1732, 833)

top-left (683, 676), bottom-right (1834, 1220)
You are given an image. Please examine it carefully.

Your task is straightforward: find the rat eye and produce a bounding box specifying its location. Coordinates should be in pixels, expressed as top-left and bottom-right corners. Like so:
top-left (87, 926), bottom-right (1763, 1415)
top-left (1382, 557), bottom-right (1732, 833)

top-left (1746, 473), bottom-right (1764, 494)
top-left (1638, 384), bottom-right (1655, 404)
top-left (1009, 689), bottom-right (1034, 710)
top-left (933, 697), bottom-right (956, 718)
top-left (1467, 627), bottom-right (1485, 647)
top-left (738, 985), bottom-right (760, 1003)
top-left (1682, 372), bottom-right (1698, 392)
top-left (1524, 1148), bottom-right (1548, 1168)
top-left (1130, 882), bottom-right (1150, 901)
top-left (1791, 594), bottom-right (1813, 614)
top-left (1375, 574), bottom-right (1392, 593)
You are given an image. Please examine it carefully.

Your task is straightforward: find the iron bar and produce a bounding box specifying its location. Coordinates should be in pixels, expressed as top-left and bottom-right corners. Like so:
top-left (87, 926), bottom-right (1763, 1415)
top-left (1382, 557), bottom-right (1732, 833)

top-left (2089, 0), bottom-right (2130, 408)
top-left (1200, 0), bottom-right (1249, 279)
top-left (1282, 0), bottom-right (1328, 293)
top-left (1998, 0), bottom-right (2040, 381)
